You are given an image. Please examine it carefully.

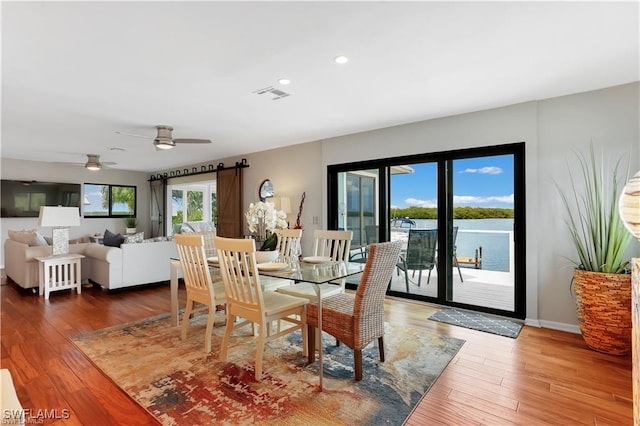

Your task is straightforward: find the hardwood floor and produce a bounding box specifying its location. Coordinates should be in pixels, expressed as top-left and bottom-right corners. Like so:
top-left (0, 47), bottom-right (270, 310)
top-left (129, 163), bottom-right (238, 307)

top-left (1, 276), bottom-right (632, 425)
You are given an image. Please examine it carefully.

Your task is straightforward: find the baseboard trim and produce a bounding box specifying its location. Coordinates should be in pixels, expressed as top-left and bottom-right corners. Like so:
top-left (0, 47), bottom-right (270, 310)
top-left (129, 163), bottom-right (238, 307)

top-left (538, 319), bottom-right (580, 334)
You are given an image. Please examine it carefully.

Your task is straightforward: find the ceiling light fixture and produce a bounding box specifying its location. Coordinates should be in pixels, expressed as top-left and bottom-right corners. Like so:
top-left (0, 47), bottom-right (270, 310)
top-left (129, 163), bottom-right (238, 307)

top-left (278, 78), bottom-right (291, 85)
top-left (334, 55), bottom-right (349, 64)
top-left (85, 154), bottom-right (101, 171)
top-left (154, 139), bottom-right (176, 150)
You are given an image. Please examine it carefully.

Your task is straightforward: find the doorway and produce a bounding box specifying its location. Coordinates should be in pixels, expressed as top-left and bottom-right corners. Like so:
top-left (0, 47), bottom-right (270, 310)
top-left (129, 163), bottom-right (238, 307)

top-left (328, 143), bottom-right (525, 319)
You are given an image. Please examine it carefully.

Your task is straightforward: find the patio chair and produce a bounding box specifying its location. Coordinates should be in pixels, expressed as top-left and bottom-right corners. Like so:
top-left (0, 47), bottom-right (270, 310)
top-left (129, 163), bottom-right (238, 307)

top-left (350, 224), bottom-right (379, 263)
top-left (215, 236), bottom-right (308, 380)
top-left (175, 234), bottom-right (227, 353)
top-left (396, 228), bottom-right (438, 291)
top-left (452, 226), bottom-right (463, 282)
top-left (306, 240), bottom-right (402, 381)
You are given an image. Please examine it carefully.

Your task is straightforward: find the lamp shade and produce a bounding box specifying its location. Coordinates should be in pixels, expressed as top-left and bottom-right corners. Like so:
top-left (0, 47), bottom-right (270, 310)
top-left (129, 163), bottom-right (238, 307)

top-left (269, 196), bottom-right (291, 214)
top-left (619, 170), bottom-right (640, 240)
top-left (38, 206), bottom-right (80, 227)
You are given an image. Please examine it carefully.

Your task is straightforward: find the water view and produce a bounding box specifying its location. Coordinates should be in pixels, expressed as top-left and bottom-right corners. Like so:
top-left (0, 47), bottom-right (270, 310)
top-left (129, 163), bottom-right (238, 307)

top-left (395, 218), bottom-right (513, 272)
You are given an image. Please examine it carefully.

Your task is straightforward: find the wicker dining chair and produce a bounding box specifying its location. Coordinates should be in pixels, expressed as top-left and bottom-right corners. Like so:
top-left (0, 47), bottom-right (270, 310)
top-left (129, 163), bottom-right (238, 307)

top-left (306, 240), bottom-right (402, 381)
top-left (215, 236), bottom-right (309, 380)
top-left (175, 234), bottom-right (227, 353)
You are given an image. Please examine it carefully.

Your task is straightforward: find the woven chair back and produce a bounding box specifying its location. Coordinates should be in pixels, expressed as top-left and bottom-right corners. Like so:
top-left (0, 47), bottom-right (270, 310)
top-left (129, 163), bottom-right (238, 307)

top-left (354, 240), bottom-right (403, 320)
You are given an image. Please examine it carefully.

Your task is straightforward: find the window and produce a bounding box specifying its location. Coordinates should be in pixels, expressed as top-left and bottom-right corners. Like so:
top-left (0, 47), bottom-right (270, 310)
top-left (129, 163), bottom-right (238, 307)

top-left (169, 182), bottom-right (216, 230)
top-left (84, 183), bottom-right (136, 218)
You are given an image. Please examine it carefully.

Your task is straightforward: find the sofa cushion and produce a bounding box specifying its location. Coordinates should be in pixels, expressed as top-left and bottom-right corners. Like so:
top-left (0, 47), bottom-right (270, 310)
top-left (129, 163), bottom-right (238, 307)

top-left (124, 232), bottom-right (144, 244)
top-left (8, 229), bottom-right (48, 246)
top-left (103, 229), bottom-right (125, 247)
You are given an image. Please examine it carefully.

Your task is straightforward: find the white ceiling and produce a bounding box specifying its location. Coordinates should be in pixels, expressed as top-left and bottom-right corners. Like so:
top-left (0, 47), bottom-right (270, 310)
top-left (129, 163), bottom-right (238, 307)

top-left (2, 1), bottom-right (638, 173)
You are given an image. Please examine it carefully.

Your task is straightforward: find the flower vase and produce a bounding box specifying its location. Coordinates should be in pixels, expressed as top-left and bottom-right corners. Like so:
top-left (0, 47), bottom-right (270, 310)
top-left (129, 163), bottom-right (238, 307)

top-left (255, 251), bottom-right (279, 264)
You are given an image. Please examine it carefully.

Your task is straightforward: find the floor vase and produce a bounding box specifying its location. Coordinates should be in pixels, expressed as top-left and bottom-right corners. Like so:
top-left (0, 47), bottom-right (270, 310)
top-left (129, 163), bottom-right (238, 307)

top-left (573, 269), bottom-right (632, 355)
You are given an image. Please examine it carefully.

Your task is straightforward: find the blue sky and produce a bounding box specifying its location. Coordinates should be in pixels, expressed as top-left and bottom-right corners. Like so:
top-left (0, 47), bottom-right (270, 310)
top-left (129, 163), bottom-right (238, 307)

top-left (390, 154), bottom-right (514, 209)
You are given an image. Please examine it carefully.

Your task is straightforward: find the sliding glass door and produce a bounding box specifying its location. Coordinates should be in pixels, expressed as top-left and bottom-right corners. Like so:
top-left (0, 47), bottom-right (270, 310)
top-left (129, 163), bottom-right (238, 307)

top-left (328, 143), bottom-right (525, 319)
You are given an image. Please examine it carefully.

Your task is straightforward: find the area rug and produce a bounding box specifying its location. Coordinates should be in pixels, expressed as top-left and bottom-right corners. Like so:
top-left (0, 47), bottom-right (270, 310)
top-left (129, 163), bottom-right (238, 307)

top-left (428, 308), bottom-right (523, 338)
top-left (72, 313), bottom-right (464, 425)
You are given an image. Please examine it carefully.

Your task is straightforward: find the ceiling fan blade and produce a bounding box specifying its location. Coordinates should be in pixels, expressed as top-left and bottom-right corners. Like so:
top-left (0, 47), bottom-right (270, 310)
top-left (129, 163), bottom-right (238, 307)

top-left (115, 131), bottom-right (154, 139)
top-left (53, 162), bottom-right (84, 166)
top-left (102, 161), bottom-right (117, 166)
top-left (174, 138), bottom-right (212, 144)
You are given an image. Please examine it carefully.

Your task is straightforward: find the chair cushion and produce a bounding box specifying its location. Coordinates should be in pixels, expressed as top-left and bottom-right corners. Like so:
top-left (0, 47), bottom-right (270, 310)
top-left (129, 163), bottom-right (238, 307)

top-left (276, 282), bottom-right (342, 302)
top-left (262, 291), bottom-right (308, 316)
top-left (261, 277), bottom-right (293, 292)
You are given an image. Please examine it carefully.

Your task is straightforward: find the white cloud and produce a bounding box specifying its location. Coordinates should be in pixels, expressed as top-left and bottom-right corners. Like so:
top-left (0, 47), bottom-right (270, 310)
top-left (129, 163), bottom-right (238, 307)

top-left (404, 197), bottom-right (437, 208)
top-left (401, 194), bottom-right (513, 208)
top-left (461, 166), bottom-right (503, 175)
top-left (453, 194), bottom-right (514, 205)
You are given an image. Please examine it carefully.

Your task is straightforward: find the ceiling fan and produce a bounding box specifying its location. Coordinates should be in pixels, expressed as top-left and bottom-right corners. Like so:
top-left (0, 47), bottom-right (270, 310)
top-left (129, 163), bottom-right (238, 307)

top-left (54, 154), bottom-right (116, 171)
top-left (116, 125), bottom-right (212, 150)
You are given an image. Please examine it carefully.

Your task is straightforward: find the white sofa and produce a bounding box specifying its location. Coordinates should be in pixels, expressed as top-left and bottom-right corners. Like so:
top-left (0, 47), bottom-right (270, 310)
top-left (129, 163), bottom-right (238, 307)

top-left (4, 238), bottom-right (93, 289)
top-left (4, 236), bottom-right (178, 291)
top-left (84, 240), bottom-right (178, 290)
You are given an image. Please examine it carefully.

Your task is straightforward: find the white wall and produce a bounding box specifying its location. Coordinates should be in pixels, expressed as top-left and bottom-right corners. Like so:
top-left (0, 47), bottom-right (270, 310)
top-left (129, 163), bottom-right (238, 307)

top-left (183, 142), bottom-right (324, 256)
top-left (0, 159), bottom-right (150, 267)
top-left (536, 82), bottom-right (640, 329)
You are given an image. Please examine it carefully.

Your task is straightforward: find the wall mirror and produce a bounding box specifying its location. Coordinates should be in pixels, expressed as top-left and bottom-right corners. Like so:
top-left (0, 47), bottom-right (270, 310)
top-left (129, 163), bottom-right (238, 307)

top-left (259, 179), bottom-right (274, 201)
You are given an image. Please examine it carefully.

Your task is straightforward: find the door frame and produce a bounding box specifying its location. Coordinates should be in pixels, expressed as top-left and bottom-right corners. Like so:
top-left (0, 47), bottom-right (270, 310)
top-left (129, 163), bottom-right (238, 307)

top-left (327, 142), bottom-right (526, 319)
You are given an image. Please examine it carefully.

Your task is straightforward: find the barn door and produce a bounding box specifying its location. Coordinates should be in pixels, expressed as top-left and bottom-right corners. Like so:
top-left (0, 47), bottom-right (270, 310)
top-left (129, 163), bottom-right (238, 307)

top-left (216, 167), bottom-right (243, 237)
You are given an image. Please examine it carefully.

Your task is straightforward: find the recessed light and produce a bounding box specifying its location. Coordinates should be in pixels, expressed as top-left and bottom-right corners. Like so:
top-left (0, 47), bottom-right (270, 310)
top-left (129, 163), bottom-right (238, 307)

top-left (278, 78), bottom-right (291, 85)
top-left (334, 55), bottom-right (349, 64)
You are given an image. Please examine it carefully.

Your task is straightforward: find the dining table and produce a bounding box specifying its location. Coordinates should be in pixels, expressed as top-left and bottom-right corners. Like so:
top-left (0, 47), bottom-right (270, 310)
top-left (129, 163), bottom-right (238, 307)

top-left (169, 255), bottom-right (365, 390)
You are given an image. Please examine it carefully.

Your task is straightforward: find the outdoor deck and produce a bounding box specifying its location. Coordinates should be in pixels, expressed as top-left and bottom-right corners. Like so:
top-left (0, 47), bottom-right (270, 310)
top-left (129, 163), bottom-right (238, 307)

top-left (349, 265), bottom-right (515, 312)
top-left (387, 267), bottom-right (515, 311)
top-left (369, 228), bottom-right (516, 312)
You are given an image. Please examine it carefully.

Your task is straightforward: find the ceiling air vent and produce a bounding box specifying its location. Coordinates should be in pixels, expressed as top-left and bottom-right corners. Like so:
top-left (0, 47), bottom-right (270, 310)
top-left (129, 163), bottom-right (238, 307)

top-left (253, 86), bottom-right (291, 101)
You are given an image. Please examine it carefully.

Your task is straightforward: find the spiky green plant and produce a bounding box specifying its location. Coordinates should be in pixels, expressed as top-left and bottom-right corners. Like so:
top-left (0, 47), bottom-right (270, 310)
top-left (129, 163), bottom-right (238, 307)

top-left (557, 145), bottom-right (632, 273)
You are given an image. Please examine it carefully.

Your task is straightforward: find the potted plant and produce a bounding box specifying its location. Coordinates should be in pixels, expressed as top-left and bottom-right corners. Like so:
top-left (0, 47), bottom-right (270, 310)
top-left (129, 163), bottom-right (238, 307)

top-left (245, 201), bottom-right (288, 263)
top-left (557, 145), bottom-right (633, 355)
top-left (124, 216), bottom-right (137, 235)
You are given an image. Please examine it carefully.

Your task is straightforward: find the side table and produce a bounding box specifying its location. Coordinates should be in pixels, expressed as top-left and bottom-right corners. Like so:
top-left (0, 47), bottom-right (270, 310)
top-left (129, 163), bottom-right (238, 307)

top-left (35, 254), bottom-right (85, 300)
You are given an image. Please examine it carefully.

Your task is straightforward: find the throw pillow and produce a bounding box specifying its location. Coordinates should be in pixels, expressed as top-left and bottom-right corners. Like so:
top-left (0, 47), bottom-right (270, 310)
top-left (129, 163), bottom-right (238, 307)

top-left (103, 229), bottom-right (125, 248)
top-left (8, 229), bottom-right (49, 246)
top-left (123, 232), bottom-right (144, 244)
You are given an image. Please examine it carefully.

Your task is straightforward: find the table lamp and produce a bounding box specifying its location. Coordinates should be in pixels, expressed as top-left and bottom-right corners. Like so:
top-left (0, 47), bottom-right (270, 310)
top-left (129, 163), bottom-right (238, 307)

top-left (269, 196), bottom-right (292, 227)
top-left (269, 197), bottom-right (291, 215)
top-left (38, 206), bottom-right (80, 255)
